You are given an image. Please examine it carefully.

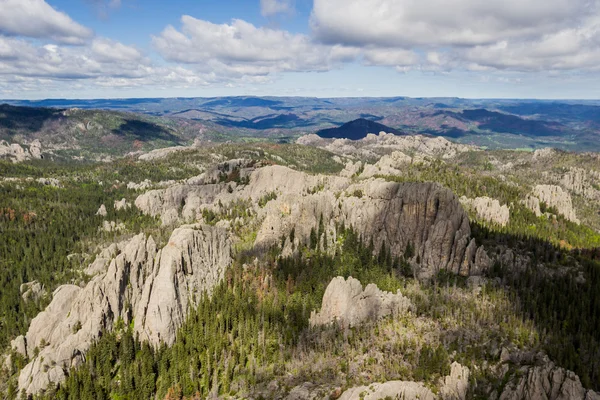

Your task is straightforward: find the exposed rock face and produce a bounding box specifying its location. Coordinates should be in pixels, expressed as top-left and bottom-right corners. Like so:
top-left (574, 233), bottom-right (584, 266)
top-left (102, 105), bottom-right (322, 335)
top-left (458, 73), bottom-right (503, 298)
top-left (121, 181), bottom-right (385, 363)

top-left (29, 140), bottom-right (42, 159)
top-left (138, 146), bottom-right (188, 161)
top-left (0, 140), bottom-right (43, 162)
top-left (558, 167), bottom-right (600, 201)
top-left (499, 353), bottom-right (600, 400)
top-left (360, 150), bottom-right (414, 178)
top-left (522, 194), bottom-right (542, 217)
top-left (96, 204), bottom-right (107, 217)
top-left (532, 185), bottom-right (579, 223)
top-left (441, 362), bottom-right (470, 400)
top-left (338, 381), bottom-right (436, 400)
top-left (20, 281), bottom-right (44, 302)
top-left (340, 160), bottom-right (363, 178)
top-left (287, 362), bottom-right (470, 400)
top-left (114, 198), bottom-right (131, 211)
top-left (36, 177), bottom-right (61, 188)
top-left (127, 179), bottom-right (153, 191)
top-left (309, 277), bottom-right (413, 328)
top-left (284, 383), bottom-right (331, 400)
top-left (15, 224), bottom-right (232, 395)
top-left (460, 196), bottom-right (510, 226)
top-left (135, 164), bottom-right (484, 279)
top-left (101, 220), bottom-right (125, 232)
top-left (297, 132), bottom-right (473, 159)
top-left (532, 148), bottom-right (556, 160)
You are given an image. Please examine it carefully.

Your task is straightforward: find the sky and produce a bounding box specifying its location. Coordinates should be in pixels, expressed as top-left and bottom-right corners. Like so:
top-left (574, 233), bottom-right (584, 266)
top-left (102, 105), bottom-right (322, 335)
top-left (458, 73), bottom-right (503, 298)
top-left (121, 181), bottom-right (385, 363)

top-left (1, 0), bottom-right (600, 99)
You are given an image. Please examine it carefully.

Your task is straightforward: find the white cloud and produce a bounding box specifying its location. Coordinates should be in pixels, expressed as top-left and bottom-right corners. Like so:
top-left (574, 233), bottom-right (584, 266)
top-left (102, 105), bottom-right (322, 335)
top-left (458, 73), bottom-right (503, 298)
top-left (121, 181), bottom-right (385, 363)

top-left (0, 35), bottom-right (215, 94)
top-left (91, 38), bottom-right (142, 63)
top-left (260, 0), bottom-right (293, 17)
top-left (363, 48), bottom-right (420, 67)
top-left (0, 0), bottom-right (93, 44)
top-left (311, 0), bottom-right (595, 48)
top-left (309, 0), bottom-right (600, 74)
top-left (153, 16), bottom-right (358, 78)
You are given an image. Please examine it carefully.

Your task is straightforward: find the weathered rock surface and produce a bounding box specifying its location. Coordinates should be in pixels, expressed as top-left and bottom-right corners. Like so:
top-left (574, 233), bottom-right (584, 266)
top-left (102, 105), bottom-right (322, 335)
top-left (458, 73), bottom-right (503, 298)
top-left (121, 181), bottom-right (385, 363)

top-left (114, 198), bottom-right (131, 211)
top-left (532, 185), bottom-right (579, 223)
top-left (15, 224), bottom-right (232, 395)
top-left (460, 196), bottom-right (510, 226)
top-left (499, 353), bottom-right (600, 400)
top-left (284, 383), bottom-right (331, 400)
top-left (441, 362), bottom-right (470, 400)
top-left (286, 362), bottom-right (470, 400)
top-left (340, 160), bottom-right (363, 178)
top-left (558, 167), bottom-right (600, 201)
top-left (532, 148), bottom-right (556, 160)
top-left (36, 177), bottom-right (61, 188)
top-left (360, 150), bottom-right (414, 178)
top-left (298, 132), bottom-right (473, 159)
top-left (138, 146), bottom-right (188, 161)
top-left (310, 277), bottom-right (413, 328)
top-left (96, 204), bottom-right (107, 217)
top-left (136, 164), bottom-right (485, 279)
top-left (0, 140), bottom-right (43, 162)
top-left (101, 220), bottom-right (125, 232)
top-left (20, 281), bottom-right (44, 302)
top-left (522, 194), bottom-right (542, 217)
top-left (338, 381), bottom-right (436, 400)
top-left (127, 179), bottom-right (153, 191)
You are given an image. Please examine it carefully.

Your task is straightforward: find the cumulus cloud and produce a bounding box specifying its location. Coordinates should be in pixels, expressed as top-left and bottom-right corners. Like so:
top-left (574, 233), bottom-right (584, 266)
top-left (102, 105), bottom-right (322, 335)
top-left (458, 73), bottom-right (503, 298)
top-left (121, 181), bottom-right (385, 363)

top-left (0, 35), bottom-right (215, 95)
top-left (0, 0), bottom-right (93, 44)
top-left (91, 38), bottom-right (142, 63)
top-left (311, 0), bottom-right (594, 48)
top-left (260, 0), bottom-right (293, 17)
top-left (461, 18), bottom-right (600, 71)
top-left (309, 0), bottom-right (600, 74)
top-left (153, 16), bottom-right (358, 77)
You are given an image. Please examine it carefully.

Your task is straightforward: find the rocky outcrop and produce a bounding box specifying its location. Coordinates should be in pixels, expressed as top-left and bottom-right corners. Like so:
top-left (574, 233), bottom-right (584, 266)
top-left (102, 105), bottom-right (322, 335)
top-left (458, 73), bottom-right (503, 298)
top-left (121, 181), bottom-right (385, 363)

top-left (309, 277), bottom-right (413, 328)
top-left (338, 381), bottom-right (436, 400)
top-left (298, 132), bottom-right (473, 159)
top-left (127, 179), bottom-right (153, 191)
top-left (15, 224), bottom-right (232, 395)
top-left (340, 160), bottom-right (363, 178)
top-left (96, 204), bottom-right (107, 217)
top-left (532, 148), bottom-right (556, 160)
top-left (114, 198), bottom-right (131, 211)
top-left (36, 177), bottom-right (61, 188)
top-left (286, 362), bottom-right (470, 400)
top-left (29, 140), bottom-right (42, 159)
top-left (20, 281), bottom-right (44, 302)
top-left (532, 185), bottom-right (579, 223)
top-left (284, 383), bottom-right (332, 400)
top-left (558, 167), bottom-right (600, 201)
top-left (360, 150), bottom-right (415, 178)
top-left (460, 196), bottom-right (510, 226)
top-left (0, 140), bottom-right (43, 163)
top-left (499, 352), bottom-right (600, 400)
top-left (441, 362), bottom-right (470, 400)
top-left (522, 194), bottom-right (542, 217)
top-left (135, 164), bottom-right (485, 279)
top-left (101, 220), bottom-right (125, 232)
top-left (138, 146), bottom-right (189, 161)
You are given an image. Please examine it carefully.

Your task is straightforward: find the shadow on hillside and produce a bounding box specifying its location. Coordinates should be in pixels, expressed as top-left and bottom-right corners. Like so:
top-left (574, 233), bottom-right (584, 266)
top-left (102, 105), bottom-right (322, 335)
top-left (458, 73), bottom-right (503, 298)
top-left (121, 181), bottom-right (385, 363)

top-left (111, 119), bottom-right (181, 143)
top-left (468, 222), bottom-right (600, 389)
top-left (0, 104), bottom-right (64, 137)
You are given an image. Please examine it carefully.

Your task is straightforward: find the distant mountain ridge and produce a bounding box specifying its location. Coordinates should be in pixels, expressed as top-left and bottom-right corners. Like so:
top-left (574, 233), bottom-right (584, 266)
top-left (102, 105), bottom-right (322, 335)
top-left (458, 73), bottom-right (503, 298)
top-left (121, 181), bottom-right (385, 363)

top-left (316, 118), bottom-right (403, 140)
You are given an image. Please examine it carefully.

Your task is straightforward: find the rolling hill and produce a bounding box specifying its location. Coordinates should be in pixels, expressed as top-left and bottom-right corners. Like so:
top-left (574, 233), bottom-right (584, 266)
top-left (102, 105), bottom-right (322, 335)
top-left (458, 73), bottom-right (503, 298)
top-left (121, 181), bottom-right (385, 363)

top-left (316, 118), bottom-right (403, 140)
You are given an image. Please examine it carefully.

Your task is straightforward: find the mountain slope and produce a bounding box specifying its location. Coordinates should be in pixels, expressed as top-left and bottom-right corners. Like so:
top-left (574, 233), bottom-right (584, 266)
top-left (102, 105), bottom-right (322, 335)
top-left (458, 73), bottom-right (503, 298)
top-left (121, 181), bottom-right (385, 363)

top-left (316, 118), bottom-right (403, 139)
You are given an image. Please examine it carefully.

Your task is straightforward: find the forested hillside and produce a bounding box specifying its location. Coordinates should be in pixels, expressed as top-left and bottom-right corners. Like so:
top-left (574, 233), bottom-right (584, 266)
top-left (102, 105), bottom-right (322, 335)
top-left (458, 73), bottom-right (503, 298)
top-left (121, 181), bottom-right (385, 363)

top-left (1, 137), bottom-right (600, 400)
